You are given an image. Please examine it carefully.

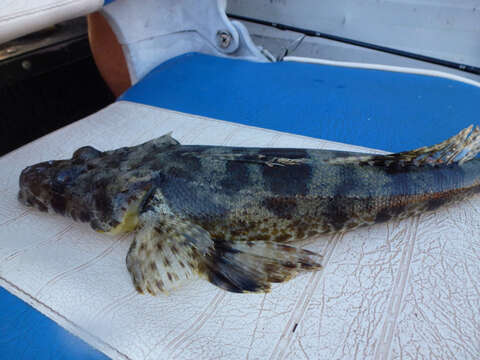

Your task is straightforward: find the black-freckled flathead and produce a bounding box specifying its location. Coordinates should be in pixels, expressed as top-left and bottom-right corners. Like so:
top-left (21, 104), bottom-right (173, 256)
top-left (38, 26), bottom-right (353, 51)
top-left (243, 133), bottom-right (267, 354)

top-left (18, 126), bottom-right (480, 294)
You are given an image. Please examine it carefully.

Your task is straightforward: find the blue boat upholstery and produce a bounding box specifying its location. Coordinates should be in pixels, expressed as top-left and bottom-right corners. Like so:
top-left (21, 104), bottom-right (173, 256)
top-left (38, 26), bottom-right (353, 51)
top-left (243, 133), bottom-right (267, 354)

top-left (122, 52), bottom-right (480, 152)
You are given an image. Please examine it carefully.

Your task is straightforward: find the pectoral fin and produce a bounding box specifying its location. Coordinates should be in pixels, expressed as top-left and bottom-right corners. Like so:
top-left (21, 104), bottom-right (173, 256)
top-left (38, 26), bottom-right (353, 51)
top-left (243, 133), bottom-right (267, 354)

top-left (126, 216), bottom-right (323, 295)
top-left (126, 215), bottom-right (212, 295)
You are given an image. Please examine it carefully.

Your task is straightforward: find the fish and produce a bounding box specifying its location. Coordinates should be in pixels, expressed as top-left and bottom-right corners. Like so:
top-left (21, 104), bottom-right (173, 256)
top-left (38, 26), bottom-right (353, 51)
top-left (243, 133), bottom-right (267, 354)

top-left (18, 125), bottom-right (480, 294)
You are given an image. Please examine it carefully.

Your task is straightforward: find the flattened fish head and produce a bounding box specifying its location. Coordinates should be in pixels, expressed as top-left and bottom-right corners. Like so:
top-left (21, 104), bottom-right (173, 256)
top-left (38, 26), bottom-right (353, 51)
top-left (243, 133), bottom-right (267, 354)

top-left (18, 144), bottom-right (151, 233)
top-left (19, 145), bottom-right (103, 222)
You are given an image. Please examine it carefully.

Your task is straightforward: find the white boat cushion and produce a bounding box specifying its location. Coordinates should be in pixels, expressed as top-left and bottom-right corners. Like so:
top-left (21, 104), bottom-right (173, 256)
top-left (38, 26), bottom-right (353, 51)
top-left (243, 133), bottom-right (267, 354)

top-left (1, 101), bottom-right (479, 359)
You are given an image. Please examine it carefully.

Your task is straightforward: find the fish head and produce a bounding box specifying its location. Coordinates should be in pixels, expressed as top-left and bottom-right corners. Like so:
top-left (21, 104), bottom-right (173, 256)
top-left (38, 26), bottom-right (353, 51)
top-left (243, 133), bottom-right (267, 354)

top-left (18, 144), bottom-right (152, 233)
top-left (18, 134), bottom-right (183, 233)
top-left (18, 146), bottom-right (110, 226)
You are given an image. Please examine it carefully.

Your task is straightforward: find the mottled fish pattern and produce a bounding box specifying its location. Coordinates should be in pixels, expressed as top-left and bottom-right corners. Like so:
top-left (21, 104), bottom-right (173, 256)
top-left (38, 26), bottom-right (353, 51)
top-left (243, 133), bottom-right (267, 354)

top-left (18, 126), bottom-right (480, 294)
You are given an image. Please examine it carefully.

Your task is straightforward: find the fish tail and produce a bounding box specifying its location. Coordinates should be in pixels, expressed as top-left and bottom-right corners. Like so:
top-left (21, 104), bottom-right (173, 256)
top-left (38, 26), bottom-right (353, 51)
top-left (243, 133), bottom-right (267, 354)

top-left (327, 125), bottom-right (480, 167)
top-left (203, 240), bottom-right (323, 293)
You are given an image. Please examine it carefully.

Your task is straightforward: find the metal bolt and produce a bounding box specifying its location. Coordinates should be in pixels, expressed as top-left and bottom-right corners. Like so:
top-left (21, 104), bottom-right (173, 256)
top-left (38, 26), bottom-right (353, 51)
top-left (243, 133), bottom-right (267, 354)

top-left (21, 60), bottom-right (32, 71)
top-left (216, 30), bottom-right (232, 49)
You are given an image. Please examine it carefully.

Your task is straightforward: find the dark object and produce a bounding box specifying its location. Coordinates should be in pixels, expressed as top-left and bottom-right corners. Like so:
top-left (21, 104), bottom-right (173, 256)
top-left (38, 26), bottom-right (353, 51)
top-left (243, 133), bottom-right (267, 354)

top-left (0, 18), bottom-right (114, 156)
top-left (228, 13), bottom-right (480, 76)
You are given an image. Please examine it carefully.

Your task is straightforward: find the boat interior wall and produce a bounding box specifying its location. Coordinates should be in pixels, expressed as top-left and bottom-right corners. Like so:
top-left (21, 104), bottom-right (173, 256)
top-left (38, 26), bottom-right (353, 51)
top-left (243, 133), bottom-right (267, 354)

top-left (228, 0), bottom-right (480, 69)
top-left (242, 22), bottom-right (480, 83)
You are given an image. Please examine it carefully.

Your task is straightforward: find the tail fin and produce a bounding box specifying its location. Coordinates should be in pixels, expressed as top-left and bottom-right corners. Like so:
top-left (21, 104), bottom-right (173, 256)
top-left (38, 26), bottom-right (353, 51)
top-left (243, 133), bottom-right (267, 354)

top-left (203, 240), bottom-right (323, 293)
top-left (327, 125), bottom-right (480, 167)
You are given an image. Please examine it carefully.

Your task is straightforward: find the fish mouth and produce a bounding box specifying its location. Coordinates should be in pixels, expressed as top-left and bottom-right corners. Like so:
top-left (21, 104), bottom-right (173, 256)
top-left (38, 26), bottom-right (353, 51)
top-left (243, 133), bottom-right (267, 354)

top-left (17, 189), bottom-right (51, 213)
top-left (17, 189), bottom-right (29, 206)
top-left (17, 186), bottom-right (50, 212)
top-left (18, 166), bottom-right (35, 207)
top-left (18, 163), bottom-right (53, 212)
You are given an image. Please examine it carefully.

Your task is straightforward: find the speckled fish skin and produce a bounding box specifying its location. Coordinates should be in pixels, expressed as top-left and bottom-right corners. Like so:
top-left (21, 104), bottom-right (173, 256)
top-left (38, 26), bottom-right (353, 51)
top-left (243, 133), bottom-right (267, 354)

top-left (17, 127), bottom-right (480, 294)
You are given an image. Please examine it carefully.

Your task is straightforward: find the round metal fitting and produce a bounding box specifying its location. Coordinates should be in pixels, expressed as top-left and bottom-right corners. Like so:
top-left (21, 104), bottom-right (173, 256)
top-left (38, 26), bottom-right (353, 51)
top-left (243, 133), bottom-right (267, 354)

top-left (216, 30), bottom-right (232, 49)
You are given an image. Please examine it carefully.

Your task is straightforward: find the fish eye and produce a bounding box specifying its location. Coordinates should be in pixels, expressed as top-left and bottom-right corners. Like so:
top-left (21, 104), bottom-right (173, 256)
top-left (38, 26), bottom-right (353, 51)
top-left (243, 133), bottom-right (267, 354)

top-left (52, 169), bottom-right (78, 193)
top-left (54, 170), bottom-right (73, 185)
top-left (72, 146), bottom-right (102, 161)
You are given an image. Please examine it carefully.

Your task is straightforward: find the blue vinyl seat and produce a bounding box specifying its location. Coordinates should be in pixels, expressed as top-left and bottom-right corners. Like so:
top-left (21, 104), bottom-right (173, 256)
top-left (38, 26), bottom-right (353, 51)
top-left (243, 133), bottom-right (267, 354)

top-left (121, 52), bottom-right (480, 152)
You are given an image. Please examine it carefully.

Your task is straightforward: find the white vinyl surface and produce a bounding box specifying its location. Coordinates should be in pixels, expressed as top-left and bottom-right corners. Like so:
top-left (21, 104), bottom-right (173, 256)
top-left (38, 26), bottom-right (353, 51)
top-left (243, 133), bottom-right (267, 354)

top-left (1, 101), bottom-right (479, 359)
top-left (0, 0), bottom-right (102, 43)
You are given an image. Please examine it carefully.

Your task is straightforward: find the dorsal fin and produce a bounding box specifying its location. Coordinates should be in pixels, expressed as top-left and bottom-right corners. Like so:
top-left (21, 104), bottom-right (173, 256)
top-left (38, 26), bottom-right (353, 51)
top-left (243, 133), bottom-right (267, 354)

top-left (150, 132), bottom-right (180, 147)
top-left (326, 125), bottom-right (480, 167)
